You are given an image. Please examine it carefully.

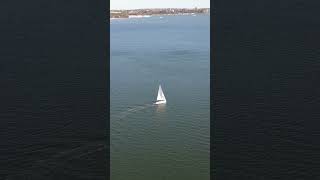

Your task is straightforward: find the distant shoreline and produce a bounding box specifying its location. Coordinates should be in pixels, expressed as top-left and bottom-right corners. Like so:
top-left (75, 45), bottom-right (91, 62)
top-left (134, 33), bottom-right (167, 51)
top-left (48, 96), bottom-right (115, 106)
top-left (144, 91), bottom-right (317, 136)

top-left (110, 13), bottom-right (208, 20)
top-left (110, 8), bottom-right (210, 19)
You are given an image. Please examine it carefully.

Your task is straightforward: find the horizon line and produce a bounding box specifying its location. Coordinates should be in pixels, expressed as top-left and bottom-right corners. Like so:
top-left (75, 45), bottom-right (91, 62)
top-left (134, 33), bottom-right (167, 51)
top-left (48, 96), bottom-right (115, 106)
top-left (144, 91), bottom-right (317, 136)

top-left (110, 7), bottom-right (210, 10)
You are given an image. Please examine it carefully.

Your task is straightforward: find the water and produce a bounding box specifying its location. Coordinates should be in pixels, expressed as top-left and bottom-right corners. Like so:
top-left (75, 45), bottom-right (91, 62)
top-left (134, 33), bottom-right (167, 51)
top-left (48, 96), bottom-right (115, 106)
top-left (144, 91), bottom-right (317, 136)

top-left (0, 2), bottom-right (107, 178)
top-left (111, 15), bottom-right (210, 180)
top-left (213, 2), bottom-right (320, 179)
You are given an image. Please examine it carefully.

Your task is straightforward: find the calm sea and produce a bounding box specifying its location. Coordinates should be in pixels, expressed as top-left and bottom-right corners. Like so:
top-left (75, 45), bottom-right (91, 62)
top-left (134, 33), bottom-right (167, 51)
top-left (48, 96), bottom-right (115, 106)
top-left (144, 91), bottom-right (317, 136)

top-left (213, 2), bottom-right (320, 179)
top-left (0, 1), bottom-right (107, 178)
top-left (111, 14), bottom-right (210, 180)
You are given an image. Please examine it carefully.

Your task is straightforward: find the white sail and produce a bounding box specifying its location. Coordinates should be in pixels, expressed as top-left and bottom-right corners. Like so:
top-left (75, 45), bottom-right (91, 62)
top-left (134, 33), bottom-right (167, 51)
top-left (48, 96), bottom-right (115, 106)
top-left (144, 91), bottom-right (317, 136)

top-left (155, 85), bottom-right (166, 104)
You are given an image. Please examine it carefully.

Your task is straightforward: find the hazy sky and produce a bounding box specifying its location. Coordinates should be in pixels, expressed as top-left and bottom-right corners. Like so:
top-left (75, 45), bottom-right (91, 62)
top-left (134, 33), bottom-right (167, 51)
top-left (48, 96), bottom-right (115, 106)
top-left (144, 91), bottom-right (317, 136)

top-left (111, 0), bottom-right (210, 10)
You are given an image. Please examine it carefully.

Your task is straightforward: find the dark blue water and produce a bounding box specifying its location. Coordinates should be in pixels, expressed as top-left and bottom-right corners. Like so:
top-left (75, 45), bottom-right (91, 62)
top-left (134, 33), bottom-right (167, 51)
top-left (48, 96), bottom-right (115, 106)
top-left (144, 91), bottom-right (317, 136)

top-left (213, 1), bottom-right (320, 179)
top-left (0, 1), bottom-right (108, 179)
top-left (111, 15), bottom-right (210, 180)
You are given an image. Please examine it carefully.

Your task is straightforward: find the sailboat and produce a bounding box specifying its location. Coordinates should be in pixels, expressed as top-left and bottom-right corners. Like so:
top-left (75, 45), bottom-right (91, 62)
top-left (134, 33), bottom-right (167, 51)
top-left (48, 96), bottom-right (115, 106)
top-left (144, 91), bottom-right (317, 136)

top-left (154, 85), bottom-right (166, 105)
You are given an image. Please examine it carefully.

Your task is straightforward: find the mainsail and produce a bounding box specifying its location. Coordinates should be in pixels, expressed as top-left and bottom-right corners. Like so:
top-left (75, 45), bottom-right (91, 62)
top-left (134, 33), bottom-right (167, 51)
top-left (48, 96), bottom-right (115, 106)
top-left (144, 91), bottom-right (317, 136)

top-left (156, 85), bottom-right (166, 102)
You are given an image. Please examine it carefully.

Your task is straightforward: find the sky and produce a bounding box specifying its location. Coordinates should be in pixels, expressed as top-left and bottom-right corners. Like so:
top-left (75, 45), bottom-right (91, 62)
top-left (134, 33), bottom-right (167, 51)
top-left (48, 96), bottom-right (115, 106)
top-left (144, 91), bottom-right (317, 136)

top-left (111, 0), bottom-right (210, 10)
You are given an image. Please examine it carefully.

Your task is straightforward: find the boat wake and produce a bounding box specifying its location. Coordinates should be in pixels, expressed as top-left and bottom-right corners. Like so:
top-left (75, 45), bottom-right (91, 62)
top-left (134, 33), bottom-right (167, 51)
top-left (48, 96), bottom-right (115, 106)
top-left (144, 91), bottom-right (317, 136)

top-left (112, 85), bottom-right (167, 120)
top-left (111, 103), bottom-right (155, 120)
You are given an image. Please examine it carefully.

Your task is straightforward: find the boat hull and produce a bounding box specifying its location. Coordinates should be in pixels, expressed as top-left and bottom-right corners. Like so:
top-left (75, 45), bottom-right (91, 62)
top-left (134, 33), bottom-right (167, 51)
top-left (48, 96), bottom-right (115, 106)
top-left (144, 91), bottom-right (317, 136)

top-left (154, 100), bottom-right (166, 105)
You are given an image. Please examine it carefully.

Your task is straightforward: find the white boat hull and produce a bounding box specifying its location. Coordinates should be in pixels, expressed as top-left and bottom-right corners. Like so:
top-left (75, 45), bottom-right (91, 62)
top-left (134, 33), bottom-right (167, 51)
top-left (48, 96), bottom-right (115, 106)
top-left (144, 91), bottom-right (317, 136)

top-left (154, 100), bottom-right (166, 105)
